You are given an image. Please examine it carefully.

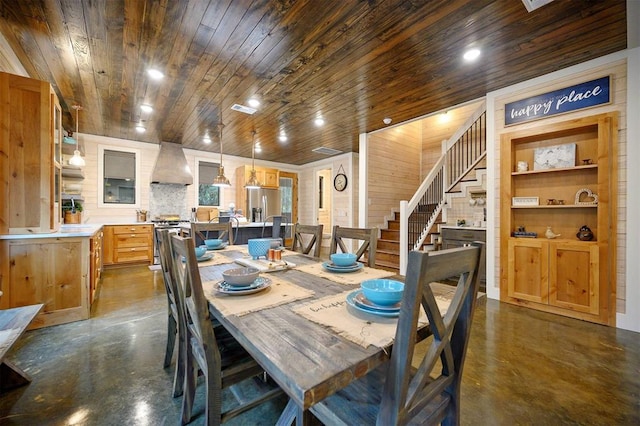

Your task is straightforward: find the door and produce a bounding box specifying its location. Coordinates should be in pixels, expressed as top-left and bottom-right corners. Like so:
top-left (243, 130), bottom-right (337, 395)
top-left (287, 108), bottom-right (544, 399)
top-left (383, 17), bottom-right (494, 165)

top-left (279, 171), bottom-right (297, 247)
top-left (549, 242), bottom-right (599, 314)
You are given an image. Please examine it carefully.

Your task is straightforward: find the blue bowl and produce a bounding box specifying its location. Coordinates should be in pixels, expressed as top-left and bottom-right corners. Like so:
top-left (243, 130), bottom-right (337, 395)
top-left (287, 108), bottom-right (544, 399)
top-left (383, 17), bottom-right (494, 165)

top-left (361, 279), bottom-right (405, 306)
top-left (330, 253), bottom-right (357, 267)
top-left (195, 246), bottom-right (207, 258)
top-left (205, 239), bottom-right (223, 249)
top-left (248, 238), bottom-right (272, 260)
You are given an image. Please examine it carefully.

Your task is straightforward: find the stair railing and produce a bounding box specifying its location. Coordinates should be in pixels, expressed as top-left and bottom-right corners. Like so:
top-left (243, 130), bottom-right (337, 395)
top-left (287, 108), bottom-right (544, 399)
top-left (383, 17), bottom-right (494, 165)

top-left (399, 101), bottom-right (486, 275)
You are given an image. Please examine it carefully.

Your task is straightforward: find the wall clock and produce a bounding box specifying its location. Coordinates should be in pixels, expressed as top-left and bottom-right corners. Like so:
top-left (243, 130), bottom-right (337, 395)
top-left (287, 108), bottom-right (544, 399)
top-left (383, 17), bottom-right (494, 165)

top-left (334, 173), bottom-right (348, 192)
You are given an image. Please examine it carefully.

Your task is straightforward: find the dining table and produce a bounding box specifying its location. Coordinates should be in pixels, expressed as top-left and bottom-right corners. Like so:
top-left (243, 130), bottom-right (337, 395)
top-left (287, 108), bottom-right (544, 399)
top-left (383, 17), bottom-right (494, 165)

top-left (195, 244), bottom-right (457, 425)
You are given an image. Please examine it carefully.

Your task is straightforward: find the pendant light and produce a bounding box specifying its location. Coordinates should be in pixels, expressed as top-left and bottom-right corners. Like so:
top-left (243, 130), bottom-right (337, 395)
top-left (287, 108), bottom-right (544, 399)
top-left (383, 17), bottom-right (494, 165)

top-left (68, 105), bottom-right (85, 167)
top-left (212, 110), bottom-right (231, 187)
top-left (245, 130), bottom-right (261, 189)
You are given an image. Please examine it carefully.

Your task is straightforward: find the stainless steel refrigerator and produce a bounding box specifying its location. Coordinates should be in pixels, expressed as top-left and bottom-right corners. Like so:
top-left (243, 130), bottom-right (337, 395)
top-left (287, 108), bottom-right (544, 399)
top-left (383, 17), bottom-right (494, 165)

top-left (246, 188), bottom-right (282, 222)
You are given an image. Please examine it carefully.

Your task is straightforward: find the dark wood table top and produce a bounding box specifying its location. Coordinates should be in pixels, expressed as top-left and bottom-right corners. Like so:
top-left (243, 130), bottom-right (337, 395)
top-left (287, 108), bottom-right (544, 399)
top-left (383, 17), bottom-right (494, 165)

top-left (199, 248), bottom-right (450, 418)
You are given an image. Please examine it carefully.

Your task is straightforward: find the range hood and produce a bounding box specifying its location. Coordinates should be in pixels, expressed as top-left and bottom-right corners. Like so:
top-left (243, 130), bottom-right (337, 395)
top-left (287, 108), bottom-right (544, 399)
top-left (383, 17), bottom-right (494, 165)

top-left (151, 142), bottom-right (194, 185)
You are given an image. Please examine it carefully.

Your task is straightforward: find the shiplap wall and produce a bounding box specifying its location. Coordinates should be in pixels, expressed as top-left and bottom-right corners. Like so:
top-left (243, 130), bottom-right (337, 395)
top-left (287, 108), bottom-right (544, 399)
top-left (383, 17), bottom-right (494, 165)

top-left (491, 60), bottom-right (628, 314)
top-left (367, 122), bottom-right (421, 230)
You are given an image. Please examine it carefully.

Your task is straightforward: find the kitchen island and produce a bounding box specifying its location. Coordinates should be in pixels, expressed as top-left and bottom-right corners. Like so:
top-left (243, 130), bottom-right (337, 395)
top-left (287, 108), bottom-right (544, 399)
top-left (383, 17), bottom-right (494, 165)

top-left (180, 221), bottom-right (291, 245)
top-left (0, 224), bottom-right (103, 329)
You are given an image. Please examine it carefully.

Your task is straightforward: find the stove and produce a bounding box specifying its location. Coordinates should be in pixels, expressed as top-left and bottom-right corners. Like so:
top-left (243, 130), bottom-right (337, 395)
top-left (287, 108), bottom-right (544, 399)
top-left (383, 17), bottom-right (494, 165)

top-left (152, 218), bottom-right (190, 264)
top-left (152, 219), bottom-right (190, 228)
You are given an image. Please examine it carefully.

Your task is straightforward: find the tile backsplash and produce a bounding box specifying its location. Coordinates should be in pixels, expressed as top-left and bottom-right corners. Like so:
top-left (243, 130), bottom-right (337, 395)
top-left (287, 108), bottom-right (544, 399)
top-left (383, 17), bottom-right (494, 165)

top-left (149, 184), bottom-right (188, 219)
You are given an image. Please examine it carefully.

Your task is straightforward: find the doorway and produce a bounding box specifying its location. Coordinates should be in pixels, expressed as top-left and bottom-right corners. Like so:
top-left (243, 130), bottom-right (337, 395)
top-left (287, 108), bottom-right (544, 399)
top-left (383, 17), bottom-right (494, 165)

top-left (279, 171), bottom-right (297, 247)
top-left (316, 168), bottom-right (332, 238)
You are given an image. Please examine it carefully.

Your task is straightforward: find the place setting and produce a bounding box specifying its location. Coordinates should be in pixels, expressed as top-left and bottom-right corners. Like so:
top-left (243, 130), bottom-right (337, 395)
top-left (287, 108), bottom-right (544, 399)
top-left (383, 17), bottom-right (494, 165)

top-left (345, 279), bottom-right (404, 318)
top-left (203, 238), bottom-right (229, 251)
top-left (214, 267), bottom-right (271, 296)
top-left (322, 253), bottom-right (364, 273)
top-left (296, 253), bottom-right (395, 286)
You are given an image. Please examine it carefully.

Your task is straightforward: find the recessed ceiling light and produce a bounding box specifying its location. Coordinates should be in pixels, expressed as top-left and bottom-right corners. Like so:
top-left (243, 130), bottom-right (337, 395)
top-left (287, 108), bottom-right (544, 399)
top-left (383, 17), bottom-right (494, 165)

top-left (203, 135), bottom-right (212, 144)
top-left (314, 117), bottom-right (325, 127)
top-left (147, 68), bottom-right (164, 80)
top-left (278, 134), bottom-right (288, 142)
top-left (135, 124), bottom-right (146, 133)
top-left (254, 143), bottom-right (262, 153)
top-left (463, 48), bottom-right (481, 61)
top-left (247, 98), bottom-right (260, 108)
top-left (140, 104), bottom-right (153, 113)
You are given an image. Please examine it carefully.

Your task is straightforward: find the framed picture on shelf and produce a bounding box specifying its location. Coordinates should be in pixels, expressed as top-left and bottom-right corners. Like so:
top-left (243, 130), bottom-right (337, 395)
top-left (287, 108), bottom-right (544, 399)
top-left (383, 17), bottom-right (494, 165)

top-left (512, 196), bottom-right (539, 206)
top-left (533, 142), bottom-right (576, 170)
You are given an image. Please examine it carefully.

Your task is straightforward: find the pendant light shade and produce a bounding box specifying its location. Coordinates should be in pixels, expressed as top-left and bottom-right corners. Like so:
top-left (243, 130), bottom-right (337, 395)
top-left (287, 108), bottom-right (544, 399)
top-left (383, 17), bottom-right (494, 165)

top-left (212, 115), bottom-right (230, 187)
top-left (68, 105), bottom-right (85, 167)
top-left (245, 130), bottom-right (261, 189)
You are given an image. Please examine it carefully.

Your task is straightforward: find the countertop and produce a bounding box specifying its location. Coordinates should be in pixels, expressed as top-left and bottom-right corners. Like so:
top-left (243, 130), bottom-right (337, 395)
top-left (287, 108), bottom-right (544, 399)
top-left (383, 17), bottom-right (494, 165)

top-left (0, 224), bottom-right (103, 240)
top-left (179, 221), bottom-right (292, 229)
top-left (440, 225), bottom-right (487, 231)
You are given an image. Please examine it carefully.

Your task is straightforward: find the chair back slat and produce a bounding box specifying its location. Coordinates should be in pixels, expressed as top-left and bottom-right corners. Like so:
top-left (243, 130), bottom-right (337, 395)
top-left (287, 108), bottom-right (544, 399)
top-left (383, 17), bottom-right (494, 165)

top-left (377, 243), bottom-right (485, 425)
top-left (291, 223), bottom-right (324, 257)
top-left (190, 221), bottom-right (234, 245)
top-left (330, 225), bottom-right (378, 267)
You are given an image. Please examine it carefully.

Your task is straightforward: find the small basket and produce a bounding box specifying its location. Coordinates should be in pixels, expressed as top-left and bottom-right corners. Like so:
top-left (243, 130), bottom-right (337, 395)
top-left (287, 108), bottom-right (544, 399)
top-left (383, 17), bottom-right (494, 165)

top-left (136, 211), bottom-right (148, 222)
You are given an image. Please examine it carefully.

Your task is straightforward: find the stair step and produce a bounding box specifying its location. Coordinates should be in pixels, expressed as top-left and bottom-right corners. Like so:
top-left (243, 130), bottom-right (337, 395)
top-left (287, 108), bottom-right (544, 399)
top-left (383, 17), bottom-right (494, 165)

top-left (374, 260), bottom-right (399, 272)
top-left (380, 230), bottom-right (399, 240)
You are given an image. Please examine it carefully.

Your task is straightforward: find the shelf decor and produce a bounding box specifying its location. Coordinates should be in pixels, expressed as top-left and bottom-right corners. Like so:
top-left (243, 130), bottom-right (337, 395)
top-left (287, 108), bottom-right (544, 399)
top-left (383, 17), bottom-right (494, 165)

top-left (512, 196), bottom-right (539, 206)
top-left (575, 188), bottom-right (598, 205)
top-left (533, 142), bottom-right (576, 170)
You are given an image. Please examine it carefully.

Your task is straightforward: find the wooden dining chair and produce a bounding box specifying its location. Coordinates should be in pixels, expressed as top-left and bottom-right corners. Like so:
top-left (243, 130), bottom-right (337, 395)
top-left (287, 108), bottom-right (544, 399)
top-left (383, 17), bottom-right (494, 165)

top-left (190, 220), bottom-right (234, 245)
top-left (291, 223), bottom-right (324, 258)
top-left (157, 229), bottom-right (186, 398)
top-left (330, 225), bottom-right (378, 267)
top-left (169, 234), bottom-right (283, 425)
top-left (310, 243), bottom-right (485, 426)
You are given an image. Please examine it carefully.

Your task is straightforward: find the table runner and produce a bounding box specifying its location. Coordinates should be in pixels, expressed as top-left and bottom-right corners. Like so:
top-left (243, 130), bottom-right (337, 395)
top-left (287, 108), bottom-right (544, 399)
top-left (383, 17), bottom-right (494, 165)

top-left (294, 262), bottom-right (395, 285)
top-left (203, 275), bottom-right (315, 317)
top-left (293, 290), bottom-right (451, 348)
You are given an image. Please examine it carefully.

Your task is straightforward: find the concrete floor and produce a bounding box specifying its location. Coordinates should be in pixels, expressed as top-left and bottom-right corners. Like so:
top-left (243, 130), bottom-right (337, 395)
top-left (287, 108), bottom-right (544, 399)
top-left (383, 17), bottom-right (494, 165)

top-left (1, 264), bottom-right (639, 425)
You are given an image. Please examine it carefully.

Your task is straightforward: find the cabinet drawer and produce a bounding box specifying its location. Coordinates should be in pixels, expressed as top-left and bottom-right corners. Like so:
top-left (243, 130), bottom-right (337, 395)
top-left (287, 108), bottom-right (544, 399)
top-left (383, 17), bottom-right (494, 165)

top-left (112, 225), bottom-right (152, 234)
top-left (114, 247), bottom-right (152, 263)
top-left (114, 234), bottom-right (151, 248)
top-left (441, 228), bottom-right (486, 242)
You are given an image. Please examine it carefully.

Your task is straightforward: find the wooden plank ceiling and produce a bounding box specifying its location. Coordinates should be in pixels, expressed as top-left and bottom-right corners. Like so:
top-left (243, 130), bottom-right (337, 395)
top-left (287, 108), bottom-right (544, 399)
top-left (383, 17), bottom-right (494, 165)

top-left (0, 0), bottom-right (626, 165)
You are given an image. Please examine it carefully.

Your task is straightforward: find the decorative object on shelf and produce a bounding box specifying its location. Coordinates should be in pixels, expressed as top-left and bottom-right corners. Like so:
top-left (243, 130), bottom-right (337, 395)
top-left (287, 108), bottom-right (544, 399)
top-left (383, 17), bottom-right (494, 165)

top-left (212, 107), bottom-right (231, 187)
top-left (582, 158), bottom-right (593, 165)
top-left (533, 142), bottom-right (576, 170)
top-left (513, 225), bottom-right (537, 238)
top-left (576, 225), bottom-right (594, 241)
top-left (68, 105), bottom-right (85, 167)
top-left (545, 226), bottom-right (561, 239)
top-left (512, 196), bottom-right (539, 206)
top-left (334, 164), bottom-right (348, 192)
top-left (517, 161), bottom-right (529, 172)
top-left (245, 130), bottom-right (261, 189)
top-left (62, 199), bottom-right (83, 224)
top-left (575, 188), bottom-right (599, 205)
top-left (546, 199), bottom-right (565, 205)
top-left (469, 198), bottom-right (477, 206)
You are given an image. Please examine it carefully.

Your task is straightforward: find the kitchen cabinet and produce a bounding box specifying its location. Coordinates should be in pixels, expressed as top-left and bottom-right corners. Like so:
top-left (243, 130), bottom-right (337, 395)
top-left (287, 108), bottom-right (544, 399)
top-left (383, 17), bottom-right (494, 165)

top-left (500, 112), bottom-right (616, 325)
top-left (0, 237), bottom-right (90, 329)
top-left (90, 229), bottom-right (103, 303)
top-left (103, 225), bottom-right (153, 266)
top-left (235, 166), bottom-right (279, 215)
top-left (0, 72), bottom-right (63, 234)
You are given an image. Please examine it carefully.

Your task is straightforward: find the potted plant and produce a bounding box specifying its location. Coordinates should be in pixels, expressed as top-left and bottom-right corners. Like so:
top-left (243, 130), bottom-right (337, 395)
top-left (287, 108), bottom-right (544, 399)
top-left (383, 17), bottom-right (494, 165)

top-left (62, 199), bottom-right (83, 224)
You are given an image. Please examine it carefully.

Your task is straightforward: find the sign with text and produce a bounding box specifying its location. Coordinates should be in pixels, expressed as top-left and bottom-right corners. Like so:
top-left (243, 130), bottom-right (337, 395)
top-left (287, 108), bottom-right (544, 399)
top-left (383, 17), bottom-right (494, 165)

top-left (504, 76), bottom-right (610, 125)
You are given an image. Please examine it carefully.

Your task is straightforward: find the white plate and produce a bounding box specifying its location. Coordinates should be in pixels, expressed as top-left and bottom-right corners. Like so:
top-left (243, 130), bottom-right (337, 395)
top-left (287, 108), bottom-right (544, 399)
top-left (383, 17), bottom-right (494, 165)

top-left (215, 277), bottom-right (271, 295)
top-left (353, 291), bottom-right (401, 312)
top-left (322, 261), bottom-right (364, 273)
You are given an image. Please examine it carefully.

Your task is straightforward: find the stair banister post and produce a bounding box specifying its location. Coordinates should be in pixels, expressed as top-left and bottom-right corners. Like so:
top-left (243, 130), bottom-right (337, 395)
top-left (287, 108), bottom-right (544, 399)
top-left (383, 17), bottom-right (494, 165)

top-left (400, 200), bottom-right (409, 275)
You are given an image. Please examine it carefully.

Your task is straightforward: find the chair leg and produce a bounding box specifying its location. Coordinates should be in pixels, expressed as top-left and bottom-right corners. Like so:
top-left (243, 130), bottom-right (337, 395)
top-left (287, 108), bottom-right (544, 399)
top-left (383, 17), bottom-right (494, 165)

top-left (206, 364), bottom-right (222, 426)
top-left (181, 354), bottom-right (197, 424)
top-left (164, 314), bottom-right (177, 368)
top-left (172, 329), bottom-right (186, 397)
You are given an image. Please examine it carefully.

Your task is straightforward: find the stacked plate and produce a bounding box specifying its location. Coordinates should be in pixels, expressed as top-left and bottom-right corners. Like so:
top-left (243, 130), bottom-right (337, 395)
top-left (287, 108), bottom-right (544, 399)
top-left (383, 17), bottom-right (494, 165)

top-left (182, 253), bottom-right (214, 263)
top-left (322, 261), bottom-right (364, 273)
top-left (205, 242), bottom-right (228, 251)
top-left (216, 277), bottom-right (271, 295)
top-left (345, 289), bottom-right (401, 317)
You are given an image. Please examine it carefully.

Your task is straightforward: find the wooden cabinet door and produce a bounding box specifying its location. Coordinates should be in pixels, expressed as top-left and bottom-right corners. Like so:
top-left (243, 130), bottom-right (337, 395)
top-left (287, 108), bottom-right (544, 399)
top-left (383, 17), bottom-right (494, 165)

top-left (549, 242), bottom-right (599, 314)
top-left (102, 225), bottom-right (114, 265)
top-left (263, 168), bottom-right (279, 188)
top-left (508, 238), bottom-right (548, 304)
top-left (8, 239), bottom-right (89, 328)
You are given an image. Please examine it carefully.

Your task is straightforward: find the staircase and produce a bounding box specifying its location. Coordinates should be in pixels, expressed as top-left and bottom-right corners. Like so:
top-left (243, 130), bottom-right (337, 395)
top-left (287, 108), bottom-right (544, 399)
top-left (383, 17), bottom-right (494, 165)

top-left (374, 101), bottom-right (487, 274)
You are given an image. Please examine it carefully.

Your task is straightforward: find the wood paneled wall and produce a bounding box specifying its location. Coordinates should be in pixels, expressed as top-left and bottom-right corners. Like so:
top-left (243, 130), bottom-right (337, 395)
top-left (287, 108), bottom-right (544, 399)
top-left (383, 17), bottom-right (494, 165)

top-left (367, 121), bottom-right (421, 230)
